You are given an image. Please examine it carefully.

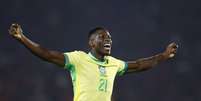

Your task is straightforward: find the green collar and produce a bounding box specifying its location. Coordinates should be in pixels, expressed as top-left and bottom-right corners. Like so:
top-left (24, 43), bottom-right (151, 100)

top-left (88, 52), bottom-right (108, 64)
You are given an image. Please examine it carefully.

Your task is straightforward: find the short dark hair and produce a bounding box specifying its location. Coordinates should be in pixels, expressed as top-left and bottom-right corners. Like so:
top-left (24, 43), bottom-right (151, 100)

top-left (88, 27), bottom-right (107, 40)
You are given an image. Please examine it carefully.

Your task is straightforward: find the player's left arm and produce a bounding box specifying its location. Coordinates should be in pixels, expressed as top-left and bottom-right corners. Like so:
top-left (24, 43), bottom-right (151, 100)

top-left (126, 42), bottom-right (178, 73)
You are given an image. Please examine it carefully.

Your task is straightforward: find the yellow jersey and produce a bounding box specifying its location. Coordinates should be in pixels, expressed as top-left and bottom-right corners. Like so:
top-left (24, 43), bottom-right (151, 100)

top-left (64, 51), bottom-right (127, 101)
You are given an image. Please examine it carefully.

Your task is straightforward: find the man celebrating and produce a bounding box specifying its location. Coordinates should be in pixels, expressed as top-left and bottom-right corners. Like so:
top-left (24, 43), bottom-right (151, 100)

top-left (9, 23), bottom-right (178, 101)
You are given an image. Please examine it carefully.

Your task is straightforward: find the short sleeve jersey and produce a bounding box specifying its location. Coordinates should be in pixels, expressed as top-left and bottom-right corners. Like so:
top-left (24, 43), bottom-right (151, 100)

top-left (64, 51), bottom-right (128, 101)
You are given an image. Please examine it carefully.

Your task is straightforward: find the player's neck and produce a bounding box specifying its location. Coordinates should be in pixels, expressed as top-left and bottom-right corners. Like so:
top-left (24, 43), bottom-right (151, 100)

top-left (90, 50), bottom-right (105, 62)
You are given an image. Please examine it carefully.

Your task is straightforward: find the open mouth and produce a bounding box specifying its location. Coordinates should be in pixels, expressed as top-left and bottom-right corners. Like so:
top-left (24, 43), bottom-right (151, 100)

top-left (103, 44), bottom-right (111, 50)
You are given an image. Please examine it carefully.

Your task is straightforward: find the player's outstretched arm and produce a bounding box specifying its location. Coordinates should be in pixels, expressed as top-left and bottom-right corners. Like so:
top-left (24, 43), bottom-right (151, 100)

top-left (126, 43), bottom-right (178, 73)
top-left (8, 23), bottom-right (65, 67)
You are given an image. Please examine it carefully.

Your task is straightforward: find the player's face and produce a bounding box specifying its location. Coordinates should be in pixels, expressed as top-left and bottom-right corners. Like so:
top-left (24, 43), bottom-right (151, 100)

top-left (93, 31), bottom-right (112, 56)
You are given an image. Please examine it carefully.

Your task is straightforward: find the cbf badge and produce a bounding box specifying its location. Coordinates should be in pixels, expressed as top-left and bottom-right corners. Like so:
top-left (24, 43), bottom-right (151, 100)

top-left (99, 66), bottom-right (106, 76)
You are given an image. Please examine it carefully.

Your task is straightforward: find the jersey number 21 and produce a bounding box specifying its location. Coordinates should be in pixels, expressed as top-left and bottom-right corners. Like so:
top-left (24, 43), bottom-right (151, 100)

top-left (98, 78), bottom-right (107, 92)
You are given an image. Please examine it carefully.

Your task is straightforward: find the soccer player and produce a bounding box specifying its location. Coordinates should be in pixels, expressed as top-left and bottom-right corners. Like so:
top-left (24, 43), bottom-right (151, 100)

top-left (9, 23), bottom-right (178, 101)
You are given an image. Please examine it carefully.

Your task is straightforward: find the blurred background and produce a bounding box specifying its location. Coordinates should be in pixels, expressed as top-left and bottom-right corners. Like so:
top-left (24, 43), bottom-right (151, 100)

top-left (0, 0), bottom-right (201, 101)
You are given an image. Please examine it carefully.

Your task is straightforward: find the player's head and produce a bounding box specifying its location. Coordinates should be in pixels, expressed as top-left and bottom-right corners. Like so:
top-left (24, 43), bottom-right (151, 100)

top-left (88, 27), bottom-right (112, 56)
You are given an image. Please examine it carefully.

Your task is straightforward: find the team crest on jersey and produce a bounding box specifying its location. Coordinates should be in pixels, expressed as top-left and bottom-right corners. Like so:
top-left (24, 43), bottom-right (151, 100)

top-left (99, 66), bottom-right (106, 75)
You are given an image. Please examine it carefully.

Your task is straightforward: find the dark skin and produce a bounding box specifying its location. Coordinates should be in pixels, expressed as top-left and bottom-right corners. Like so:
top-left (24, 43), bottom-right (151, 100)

top-left (9, 23), bottom-right (178, 73)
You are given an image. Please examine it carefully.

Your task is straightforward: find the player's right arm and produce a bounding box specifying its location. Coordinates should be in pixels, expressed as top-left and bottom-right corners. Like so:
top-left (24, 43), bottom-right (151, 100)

top-left (8, 23), bottom-right (65, 67)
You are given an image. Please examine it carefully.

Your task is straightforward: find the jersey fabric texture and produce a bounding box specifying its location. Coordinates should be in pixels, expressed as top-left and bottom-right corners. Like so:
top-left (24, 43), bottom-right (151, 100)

top-left (63, 51), bottom-right (128, 101)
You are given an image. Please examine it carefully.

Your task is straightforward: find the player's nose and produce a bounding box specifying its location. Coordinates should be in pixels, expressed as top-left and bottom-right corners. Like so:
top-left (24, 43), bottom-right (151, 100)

top-left (104, 39), bottom-right (112, 44)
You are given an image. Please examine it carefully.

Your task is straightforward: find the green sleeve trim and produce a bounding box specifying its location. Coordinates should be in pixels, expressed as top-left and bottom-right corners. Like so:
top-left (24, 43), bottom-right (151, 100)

top-left (118, 62), bottom-right (128, 76)
top-left (63, 53), bottom-right (70, 70)
top-left (70, 65), bottom-right (76, 94)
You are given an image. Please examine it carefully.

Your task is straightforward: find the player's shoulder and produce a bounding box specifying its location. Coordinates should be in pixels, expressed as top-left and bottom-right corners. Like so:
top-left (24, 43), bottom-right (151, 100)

top-left (64, 50), bottom-right (88, 64)
top-left (65, 50), bottom-right (86, 55)
top-left (66, 50), bottom-right (88, 58)
top-left (74, 50), bottom-right (87, 55)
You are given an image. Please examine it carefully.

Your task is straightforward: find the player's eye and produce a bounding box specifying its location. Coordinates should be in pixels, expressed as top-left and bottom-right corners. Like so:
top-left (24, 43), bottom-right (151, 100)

top-left (98, 35), bottom-right (104, 39)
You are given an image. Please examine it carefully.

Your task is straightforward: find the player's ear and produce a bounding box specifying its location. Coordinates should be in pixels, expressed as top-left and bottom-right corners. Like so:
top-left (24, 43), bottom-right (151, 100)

top-left (88, 33), bottom-right (97, 48)
top-left (89, 39), bottom-right (94, 48)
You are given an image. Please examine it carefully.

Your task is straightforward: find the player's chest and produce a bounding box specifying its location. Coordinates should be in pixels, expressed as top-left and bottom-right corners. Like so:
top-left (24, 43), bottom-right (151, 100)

top-left (78, 62), bottom-right (118, 78)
